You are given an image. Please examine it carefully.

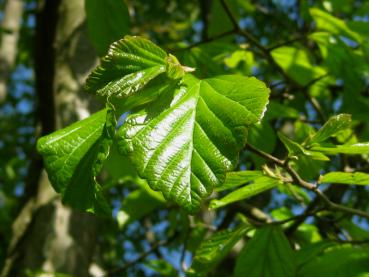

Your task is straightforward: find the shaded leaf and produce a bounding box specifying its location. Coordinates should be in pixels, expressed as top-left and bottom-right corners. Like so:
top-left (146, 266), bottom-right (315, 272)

top-left (37, 109), bottom-right (115, 214)
top-left (298, 245), bottom-right (369, 277)
top-left (234, 226), bottom-right (296, 277)
top-left (271, 46), bottom-right (327, 86)
top-left (296, 241), bottom-right (335, 269)
top-left (310, 8), bottom-right (362, 43)
top-left (85, 0), bottom-right (130, 56)
top-left (189, 225), bottom-right (250, 275)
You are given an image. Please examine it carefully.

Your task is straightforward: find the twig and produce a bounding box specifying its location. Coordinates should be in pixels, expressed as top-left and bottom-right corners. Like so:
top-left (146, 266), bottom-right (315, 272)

top-left (105, 236), bottom-right (176, 276)
top-left (267, 36), bottom-right (305, 51)
top-left (246, 143), bottom-right (369, 220)
top-left (219, 0), bottom-right (327, 122)
top-left (177, 29), bottom-right (236, 51)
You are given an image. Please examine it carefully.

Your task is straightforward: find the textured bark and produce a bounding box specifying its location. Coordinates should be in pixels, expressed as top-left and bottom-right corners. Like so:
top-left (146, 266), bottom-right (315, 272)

top-left (1, 0), bottom-right (103, 276)
top-left (0, 0), bottom-right (24, 103)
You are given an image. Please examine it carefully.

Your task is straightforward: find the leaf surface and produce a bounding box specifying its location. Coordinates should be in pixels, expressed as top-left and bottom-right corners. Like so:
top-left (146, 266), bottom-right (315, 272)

top-left (305, 114), bottom-right (351, 145)
top-left (189, 225), bottom-right (250, 275)
top-left (37, 109), bottom-right (114, 214)
top-left (117, 74), bottom-right (270, 212)
top-left (234, 226), bottom-right (296, 277)
top-left (215, 170), bottom-right (264, 192)
top-left (85, 0), bottom-right (130, 56)
top-left (85, 36), bottom-right (176, 101)
top-left (210, 176), bottom-right (281, 209)
top-left (319, 172), bottom-right (369, 185)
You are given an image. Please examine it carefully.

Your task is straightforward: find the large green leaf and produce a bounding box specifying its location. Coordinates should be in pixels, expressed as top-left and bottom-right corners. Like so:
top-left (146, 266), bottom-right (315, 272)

top-left (234, 226), bottom-right (296, 277)
top-left (305, 114), bottom-right (351, 145)
top-left (319, 172), bottom-right (369, 185)
top-left (37, 108), bottom-right (115, 214)
top-left (85, 36), bottom-right (186, 102)
top-left (189, 225), bottom-right (250, 275)
top-left (117, 74), bottom-right (270, 212)
top-left (210, 176), bottom-right (281, 209)
top-left (85, 0), bottom-right (130, 56)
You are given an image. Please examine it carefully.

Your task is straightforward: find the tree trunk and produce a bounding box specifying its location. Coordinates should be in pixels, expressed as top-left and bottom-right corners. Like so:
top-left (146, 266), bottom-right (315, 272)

top-left (0, 0), bottom-right (24, 103)
top-left (1, 0), bottom-right (104, 276)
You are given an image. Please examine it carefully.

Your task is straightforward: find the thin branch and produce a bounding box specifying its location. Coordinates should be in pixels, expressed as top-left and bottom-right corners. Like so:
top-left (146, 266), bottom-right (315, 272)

top-left (219, 0), bottom-right (327, 122)
top-left (267, 36), bottom-right (305, 51)
top-left (105, 235), bottom-right (177, 276)
top-left (246, 143), bottom-right (369, 221)
top-left (177, 29), bottom-right (236, 51)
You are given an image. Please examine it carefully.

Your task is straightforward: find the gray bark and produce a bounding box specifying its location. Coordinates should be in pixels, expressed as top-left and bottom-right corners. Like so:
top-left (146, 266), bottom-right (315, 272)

top-left (1, 0), bottom-right (105, 276)
top-left (0, 0), bottom-right (24, 103)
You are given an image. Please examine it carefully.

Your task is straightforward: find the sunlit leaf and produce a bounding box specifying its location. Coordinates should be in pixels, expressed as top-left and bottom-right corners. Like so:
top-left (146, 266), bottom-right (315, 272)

top-left (210, 176), bottom-right (280, 209)
top-left (117, 74), bottom-right (270, 212)
top-left (319, 172), bottom-right (369, 185)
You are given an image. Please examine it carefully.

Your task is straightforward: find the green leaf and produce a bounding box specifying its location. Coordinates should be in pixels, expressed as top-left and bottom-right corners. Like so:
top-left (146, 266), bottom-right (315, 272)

top-left (296, 241), bottom-right (335, 269)
top-left (85, 36), bottom-right (186, 102)
top-left (305, 114), bottom-right (351, 145)
top-left (319, 172), bottom-right (369, 185)
top-left (144, 260), bottom-right (177, 277)
top-left (117, 184), bottom-right (165, 228)
top-left (189, 225), bottom-right (250, 275)
top-left (117, 74), bottom-right (270, 213)
top-left (310, 142), bottom-right (369, 155)
top-left (37, 108), bottom-right (115, 215)
top-left (234, 226), bottom-right (296, 277)
top-left (85, 0), bottom-right (130, 56)
top-left (310, 8), bottom-right (362, 43)
top-left (210, 176), bottom-right (281, 209)
top-left (215, 170), bottom-right (264, 192)
top-left (278, 132), bottom-right (330, 161)
top-left (271, 46), bottom-right (327, 86)
top-left (298, 245), bottom-right (369, 277)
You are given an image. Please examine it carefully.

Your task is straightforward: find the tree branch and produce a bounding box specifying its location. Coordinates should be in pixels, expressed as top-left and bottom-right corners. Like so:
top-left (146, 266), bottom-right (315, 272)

top-left (246, 143), bottom-right (369, 220)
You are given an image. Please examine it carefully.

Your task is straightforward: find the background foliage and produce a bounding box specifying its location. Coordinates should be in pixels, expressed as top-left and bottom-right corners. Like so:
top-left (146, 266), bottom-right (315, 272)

top-left (1, 0), bottom-right (369, 276)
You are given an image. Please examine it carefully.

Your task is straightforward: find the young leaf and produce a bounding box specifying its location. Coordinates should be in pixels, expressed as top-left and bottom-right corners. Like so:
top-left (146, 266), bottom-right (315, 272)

top-left (85, 36), bottom-right (186, 101)
top-left (117, 74), bottom-right (270, 213)
top-left (278, 132), bottom-right (329, 161)
top-left (37, 108), bottom-right (115, 215)
top-left (189, 225), bottom-right (250, 275)
top-left (210, 176), bottom-right (281, 209)
top-left (319, 172), bottom-right (369, 185)
top-left (215, 170), bottom-right (264, 192)
top-left (85, 0), bottom-right (130, 56)
top-left (310, 142), bottom-right (369, 155)
top-left (235, 226), bottom-right (296, 277)
top-left (305, 114), bottom-right (351, 145)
